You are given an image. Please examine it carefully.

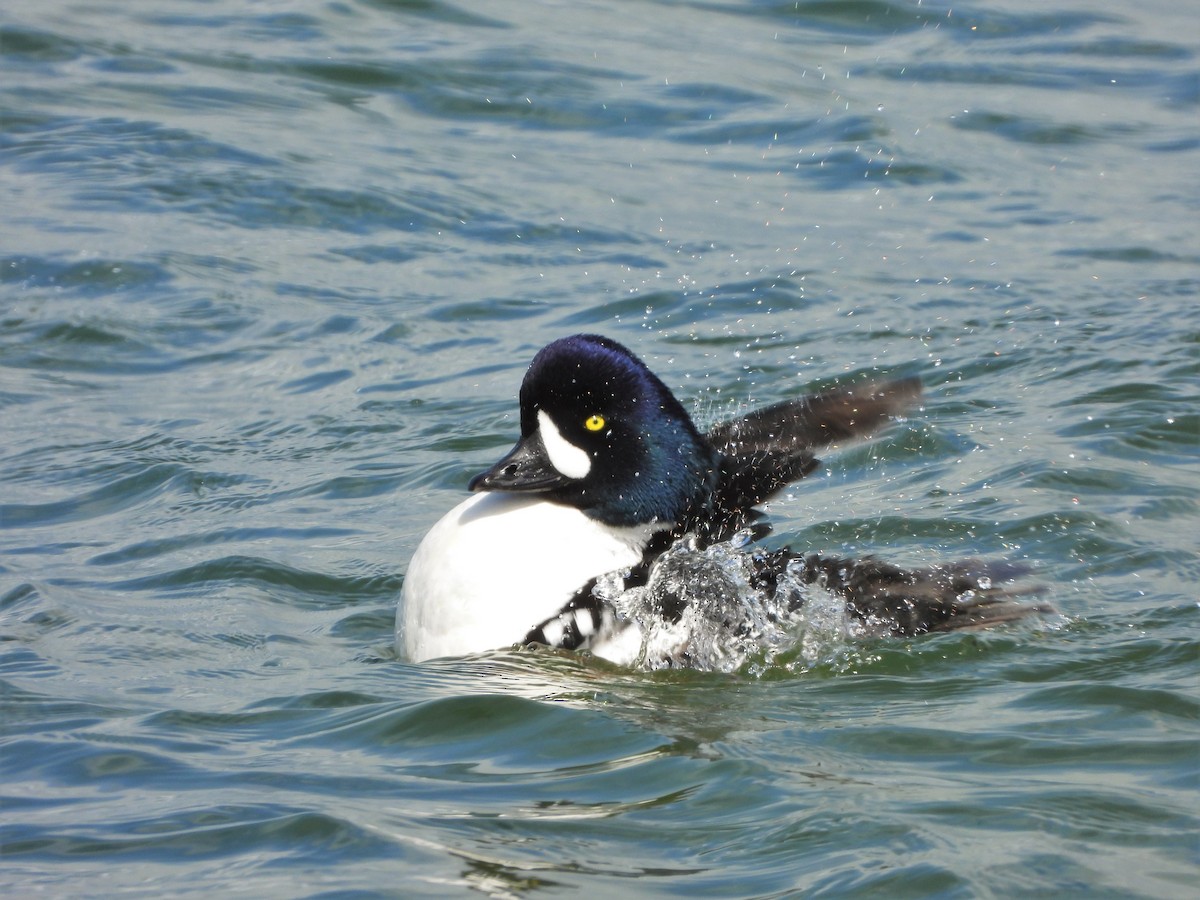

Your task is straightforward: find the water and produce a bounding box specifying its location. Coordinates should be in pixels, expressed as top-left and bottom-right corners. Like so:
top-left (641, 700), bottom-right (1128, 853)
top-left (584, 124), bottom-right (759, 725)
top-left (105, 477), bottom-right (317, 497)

top-left (2, 0), bottom-right (1198, 895)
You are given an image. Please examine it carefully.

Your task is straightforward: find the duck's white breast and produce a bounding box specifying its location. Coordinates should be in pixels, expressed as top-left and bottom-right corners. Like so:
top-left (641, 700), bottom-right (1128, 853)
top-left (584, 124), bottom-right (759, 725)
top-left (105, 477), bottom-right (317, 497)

top-left (399, 492), bottom-right (650, 662)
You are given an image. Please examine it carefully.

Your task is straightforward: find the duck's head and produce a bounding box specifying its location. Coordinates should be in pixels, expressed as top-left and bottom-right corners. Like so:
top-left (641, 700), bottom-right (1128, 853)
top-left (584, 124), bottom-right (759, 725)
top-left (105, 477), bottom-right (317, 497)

top-left (469, 334), bottom-right (718, 528)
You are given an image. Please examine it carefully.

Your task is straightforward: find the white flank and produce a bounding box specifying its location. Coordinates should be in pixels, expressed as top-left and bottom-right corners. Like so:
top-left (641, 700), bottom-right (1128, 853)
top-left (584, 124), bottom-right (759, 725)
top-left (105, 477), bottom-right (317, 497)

top-left (399, 492), bottom-right (653, 662)
top-left (537, 409), bottom-right (591, 479)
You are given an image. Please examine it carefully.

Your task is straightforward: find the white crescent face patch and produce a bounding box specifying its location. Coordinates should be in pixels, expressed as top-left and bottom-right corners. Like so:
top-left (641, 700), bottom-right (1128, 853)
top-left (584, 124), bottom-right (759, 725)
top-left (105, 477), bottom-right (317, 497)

top-left (537, 409), bottom-right (591, 480)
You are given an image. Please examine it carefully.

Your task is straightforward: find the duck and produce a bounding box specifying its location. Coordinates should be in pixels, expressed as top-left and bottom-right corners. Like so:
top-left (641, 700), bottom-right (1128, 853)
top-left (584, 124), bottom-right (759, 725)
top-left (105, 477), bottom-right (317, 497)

top-left (398, 333), bottom-right (1043, 668)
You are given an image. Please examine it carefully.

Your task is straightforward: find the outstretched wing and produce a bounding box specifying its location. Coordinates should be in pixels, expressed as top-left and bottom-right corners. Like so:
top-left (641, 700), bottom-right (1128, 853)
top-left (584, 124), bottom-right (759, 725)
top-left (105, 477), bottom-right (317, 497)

top-left (704, 377), bottom-right (922, 535)
top-left (708, 376), bottom-right (922, 457)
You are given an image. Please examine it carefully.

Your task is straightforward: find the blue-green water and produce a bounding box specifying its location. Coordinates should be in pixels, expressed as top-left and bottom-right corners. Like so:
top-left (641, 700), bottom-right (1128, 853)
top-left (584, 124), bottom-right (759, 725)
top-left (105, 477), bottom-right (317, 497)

top-left (2, 0), bottom-right (1198, 895)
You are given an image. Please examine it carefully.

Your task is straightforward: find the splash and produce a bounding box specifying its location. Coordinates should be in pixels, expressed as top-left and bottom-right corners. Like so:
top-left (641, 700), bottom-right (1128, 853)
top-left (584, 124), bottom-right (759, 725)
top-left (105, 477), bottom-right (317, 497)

top-left (598, 532), bottom-right (868, 675)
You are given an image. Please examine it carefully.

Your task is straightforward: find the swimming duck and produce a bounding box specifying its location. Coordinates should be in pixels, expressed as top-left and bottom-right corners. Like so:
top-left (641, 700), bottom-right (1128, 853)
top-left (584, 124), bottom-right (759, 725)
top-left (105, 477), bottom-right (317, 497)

top-left (399, 334), bottom-right (1040, 667)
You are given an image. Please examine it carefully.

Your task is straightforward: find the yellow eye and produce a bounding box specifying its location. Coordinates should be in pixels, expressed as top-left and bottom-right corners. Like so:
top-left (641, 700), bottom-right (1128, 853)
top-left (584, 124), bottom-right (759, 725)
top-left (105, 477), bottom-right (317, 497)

top-left (584, 414), bottom-right (606, 432)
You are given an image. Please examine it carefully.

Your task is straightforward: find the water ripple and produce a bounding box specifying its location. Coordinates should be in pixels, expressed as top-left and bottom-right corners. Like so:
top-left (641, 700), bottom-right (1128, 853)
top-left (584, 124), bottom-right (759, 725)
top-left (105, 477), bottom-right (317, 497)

top-left (2, 0), bottom-right (1197, 895)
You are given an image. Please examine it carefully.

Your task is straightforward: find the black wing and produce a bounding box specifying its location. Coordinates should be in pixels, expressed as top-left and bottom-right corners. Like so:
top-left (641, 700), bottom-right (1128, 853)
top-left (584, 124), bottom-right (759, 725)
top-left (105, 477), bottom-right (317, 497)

top-left (703, 377), bottom-right (921, 538)
top-left (755, 551), bottom-right (1049, 636)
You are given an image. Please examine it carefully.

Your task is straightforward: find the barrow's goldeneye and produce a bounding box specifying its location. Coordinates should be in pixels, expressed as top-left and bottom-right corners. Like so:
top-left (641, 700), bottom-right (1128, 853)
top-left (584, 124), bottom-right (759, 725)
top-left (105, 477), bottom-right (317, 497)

top-left (399, 334), bottom-right (1043, 666)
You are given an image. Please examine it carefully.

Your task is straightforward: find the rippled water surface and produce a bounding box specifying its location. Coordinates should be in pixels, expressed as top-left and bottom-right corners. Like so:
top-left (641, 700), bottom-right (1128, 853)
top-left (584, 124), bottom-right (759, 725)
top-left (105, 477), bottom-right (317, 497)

top-left (3, 0), bottom-right (1198, 896)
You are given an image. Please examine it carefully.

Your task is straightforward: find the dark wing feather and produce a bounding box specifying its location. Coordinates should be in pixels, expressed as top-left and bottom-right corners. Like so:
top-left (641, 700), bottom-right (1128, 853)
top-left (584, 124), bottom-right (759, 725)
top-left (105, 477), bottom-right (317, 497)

top-left (522, 582), bottom-right (608, 651)
top-left (708, 376), bottom-right (922, 457)
top-left (755, 551), bottom-right (1050, 636)
top-left (703, 377), bottom-right (922, 534)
